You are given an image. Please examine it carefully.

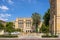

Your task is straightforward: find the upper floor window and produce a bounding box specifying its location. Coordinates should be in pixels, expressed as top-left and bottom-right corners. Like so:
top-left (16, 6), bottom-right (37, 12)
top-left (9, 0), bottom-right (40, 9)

top-left (26, 20), bottom-right (31, 24)
top-left (26, 20), bottom-right (32, 27)
top-left (18, 20), bottom-right (23, 24)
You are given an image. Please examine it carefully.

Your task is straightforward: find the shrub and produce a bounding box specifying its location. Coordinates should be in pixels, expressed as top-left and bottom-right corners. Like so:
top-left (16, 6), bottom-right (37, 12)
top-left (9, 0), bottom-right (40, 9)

top-left (0, 35), bottom-right (18, 38)
top-left (42, 35), bottom-right (58, 38)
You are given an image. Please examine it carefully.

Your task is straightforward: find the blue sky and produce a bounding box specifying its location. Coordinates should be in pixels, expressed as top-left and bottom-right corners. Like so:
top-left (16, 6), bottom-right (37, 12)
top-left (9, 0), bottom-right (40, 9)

top-left (0, 0), bottom-right (50, 21)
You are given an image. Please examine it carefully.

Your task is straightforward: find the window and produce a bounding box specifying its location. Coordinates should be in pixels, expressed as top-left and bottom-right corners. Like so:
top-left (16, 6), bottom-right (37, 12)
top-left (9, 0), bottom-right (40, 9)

top-left (26, 20), bottom-right (31, 27)
top-left (18, 20), bottom-right (23, 24)
top-left (18, 20), bottom-right (24, 28)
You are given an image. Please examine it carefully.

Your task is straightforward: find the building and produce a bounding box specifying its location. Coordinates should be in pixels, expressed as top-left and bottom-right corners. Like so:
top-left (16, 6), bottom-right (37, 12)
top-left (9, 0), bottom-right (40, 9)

top-left (0, 30), bottom-right (4, 35)
top-left (50, 0), bottom-right (60, 35)
top-left (0, 20), bottom-right (6, 26)
top-left (15, 18), bottom-right (42, 33)
top-left (15, 18), bottom-right (34, 33)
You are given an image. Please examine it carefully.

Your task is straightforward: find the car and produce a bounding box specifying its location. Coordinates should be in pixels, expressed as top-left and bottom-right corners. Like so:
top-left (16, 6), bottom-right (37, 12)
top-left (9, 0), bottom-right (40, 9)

top-left (11, 32), bottom-right (20, 35)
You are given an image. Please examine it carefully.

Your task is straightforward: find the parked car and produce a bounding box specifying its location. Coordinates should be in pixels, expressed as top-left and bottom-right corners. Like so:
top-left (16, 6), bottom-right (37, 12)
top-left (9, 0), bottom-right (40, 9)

top-left (11, 32), bottom-right (20, 35)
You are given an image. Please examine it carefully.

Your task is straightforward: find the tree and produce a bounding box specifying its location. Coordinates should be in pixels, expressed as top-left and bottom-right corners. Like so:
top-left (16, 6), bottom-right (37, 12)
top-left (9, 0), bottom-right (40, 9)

top-left (31, 12), bottom-right (41, 32)
top-left (0, 20), bottom-right (6, 30)
top-left (40, 24), bottom-right (49, 35)
top-left (5, 22), bottom-right (15, 35)
top-left (0, 23), bottom-right (4, 30)
top-left (43, 9), bottom-right (50, 26)
top-left (16, 28), bottom-right (23, 32)
top-left (40, 9), bottom-right (50, 36)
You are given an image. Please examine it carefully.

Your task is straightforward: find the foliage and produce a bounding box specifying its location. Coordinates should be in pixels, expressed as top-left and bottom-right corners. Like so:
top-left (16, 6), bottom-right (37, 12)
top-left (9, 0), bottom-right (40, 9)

top-left (43, 9), bottom-right (50, 26)
top-left (40, 9), bottom-right (50, 36)
top-left (31, 12), bottom-right (41, 32)
top-left (15, 28), bottom-right (23, 32)
top-left (40, 24), bottom-right (49, 33)
top-left (42, 35), bottom-right (58, 38)
top-left (0, 23), bottom-right (4, 30)
top-left (5, 22), bottom-right (15, 33)
top-left (40, 23), bottom-right (49, 37)
top-left (0, 35), bottom-right (18, 38)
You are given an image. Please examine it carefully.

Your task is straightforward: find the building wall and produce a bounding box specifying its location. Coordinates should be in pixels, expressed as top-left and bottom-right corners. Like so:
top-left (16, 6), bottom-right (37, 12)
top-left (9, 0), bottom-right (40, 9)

top-left (0, 30), bottom-right (4, 35)
top-left (56, 0), bottom-right (60, 34)
top-left (15, 18), bottom-right (42, 33)
top-left (50, 0), bottom-right (56, 34)
top-left (50, 0), bottom-right (60, 35)
top-left (15, 18), bottom-right (19, 29)
top-left (15, 18), bottom-right (34, 33)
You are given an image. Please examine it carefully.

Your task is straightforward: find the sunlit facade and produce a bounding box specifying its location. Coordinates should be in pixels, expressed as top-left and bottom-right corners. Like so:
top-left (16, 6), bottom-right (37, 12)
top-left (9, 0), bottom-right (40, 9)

top-left (15, 18), bottom-right (35, 33)
top-left (50, 0), bottom-right (60, 35)
top-left (14, 18), bottom-right (42, 33)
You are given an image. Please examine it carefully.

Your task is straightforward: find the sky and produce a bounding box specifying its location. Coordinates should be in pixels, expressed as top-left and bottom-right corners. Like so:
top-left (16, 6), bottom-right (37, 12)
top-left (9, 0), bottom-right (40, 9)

top-left (0, 0), bottom-right (50, 21)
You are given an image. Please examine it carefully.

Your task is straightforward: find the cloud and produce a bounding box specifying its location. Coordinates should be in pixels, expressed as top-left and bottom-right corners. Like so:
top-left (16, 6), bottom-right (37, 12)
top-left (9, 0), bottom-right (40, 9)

top-left (0, 17), bottom-right (8, 21)
top-left (7, 0), bottom-right (14, 4)
top-left (0, 13), bottom-right (11, 21)
top-left (0, 13), bottom-right (11, 17)
top-left (0, 5), bottom-right (9, 11)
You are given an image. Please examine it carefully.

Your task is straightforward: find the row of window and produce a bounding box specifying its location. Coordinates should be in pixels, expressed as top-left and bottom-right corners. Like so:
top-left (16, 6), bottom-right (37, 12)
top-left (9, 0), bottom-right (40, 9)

top-left (18, 20), bottom-right (32, 22)
top-left (18, 22), bottom-right (31, 24)
top-left (18, 24), bottom-right (31, 28)
top-left (18, 20), bottom-right (32, 28)
top-left (26, 30), bottom-right (32, 32)
top-left (18, 23), bottom-right (32, 28)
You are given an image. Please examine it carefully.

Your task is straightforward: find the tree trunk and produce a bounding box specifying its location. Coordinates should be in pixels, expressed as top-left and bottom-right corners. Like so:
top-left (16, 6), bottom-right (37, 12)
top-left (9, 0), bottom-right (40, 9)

top-left (36, 24), bottom-right (38, 33)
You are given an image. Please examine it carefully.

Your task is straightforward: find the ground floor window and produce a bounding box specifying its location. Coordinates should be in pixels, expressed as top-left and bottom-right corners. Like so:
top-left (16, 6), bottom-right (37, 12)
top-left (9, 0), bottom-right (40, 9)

top-left (26, 30), bottom-right (31, 33)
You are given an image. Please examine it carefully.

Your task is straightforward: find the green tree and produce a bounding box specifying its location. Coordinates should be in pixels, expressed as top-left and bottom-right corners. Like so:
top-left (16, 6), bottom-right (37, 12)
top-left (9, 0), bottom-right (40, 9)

top-left (0, 23), bottom-right (4, 30)
top-left (43, 9), bottom-right (50, 26)
top-left (16, 28), bottom-right (23, 32)
top-left (31, 12), bottom-right (41, 32)
top-left (5, 22), bottom-right (15, 35)
top-left (40, 24), bottom-right (49, 35)
top-left (40, 9), bottom-right (50, 36)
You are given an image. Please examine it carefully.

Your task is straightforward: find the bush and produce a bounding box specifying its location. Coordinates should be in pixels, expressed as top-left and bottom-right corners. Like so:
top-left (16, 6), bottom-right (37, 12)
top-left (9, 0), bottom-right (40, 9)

top-left (0, 35), bottom-right (18, 38)
top-left (16, 28), bottom-right (23, 32)
top-left (42, 35), bottom-right (58, 38)
top-left (52, 35), bottom-right (58, 37)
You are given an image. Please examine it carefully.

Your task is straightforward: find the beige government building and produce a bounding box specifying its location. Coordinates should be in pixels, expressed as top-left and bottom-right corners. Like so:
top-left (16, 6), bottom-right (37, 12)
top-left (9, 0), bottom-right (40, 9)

top-left (14, 18), bottom-right (42, 33)
top-left (50, 0), bottom-right (60, 35)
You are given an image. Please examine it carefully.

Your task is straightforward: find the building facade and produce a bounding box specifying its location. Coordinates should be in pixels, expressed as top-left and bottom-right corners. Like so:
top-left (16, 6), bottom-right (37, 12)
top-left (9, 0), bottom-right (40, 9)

top-left (50, 0), bottom-right (60, 35)
top-left (15, 18), bottom-right (42, 33)
top-left (15, 18), bottom-right (35, 33)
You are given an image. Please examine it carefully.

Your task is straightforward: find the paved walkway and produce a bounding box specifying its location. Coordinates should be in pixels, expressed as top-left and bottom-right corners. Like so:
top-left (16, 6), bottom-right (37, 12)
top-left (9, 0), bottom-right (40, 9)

top-left (0, 38), bottom-right (60, 40)
top-left (18, 33), bottom-right (43, 39)
top-left (0, 33), bottom-right (59, 40)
